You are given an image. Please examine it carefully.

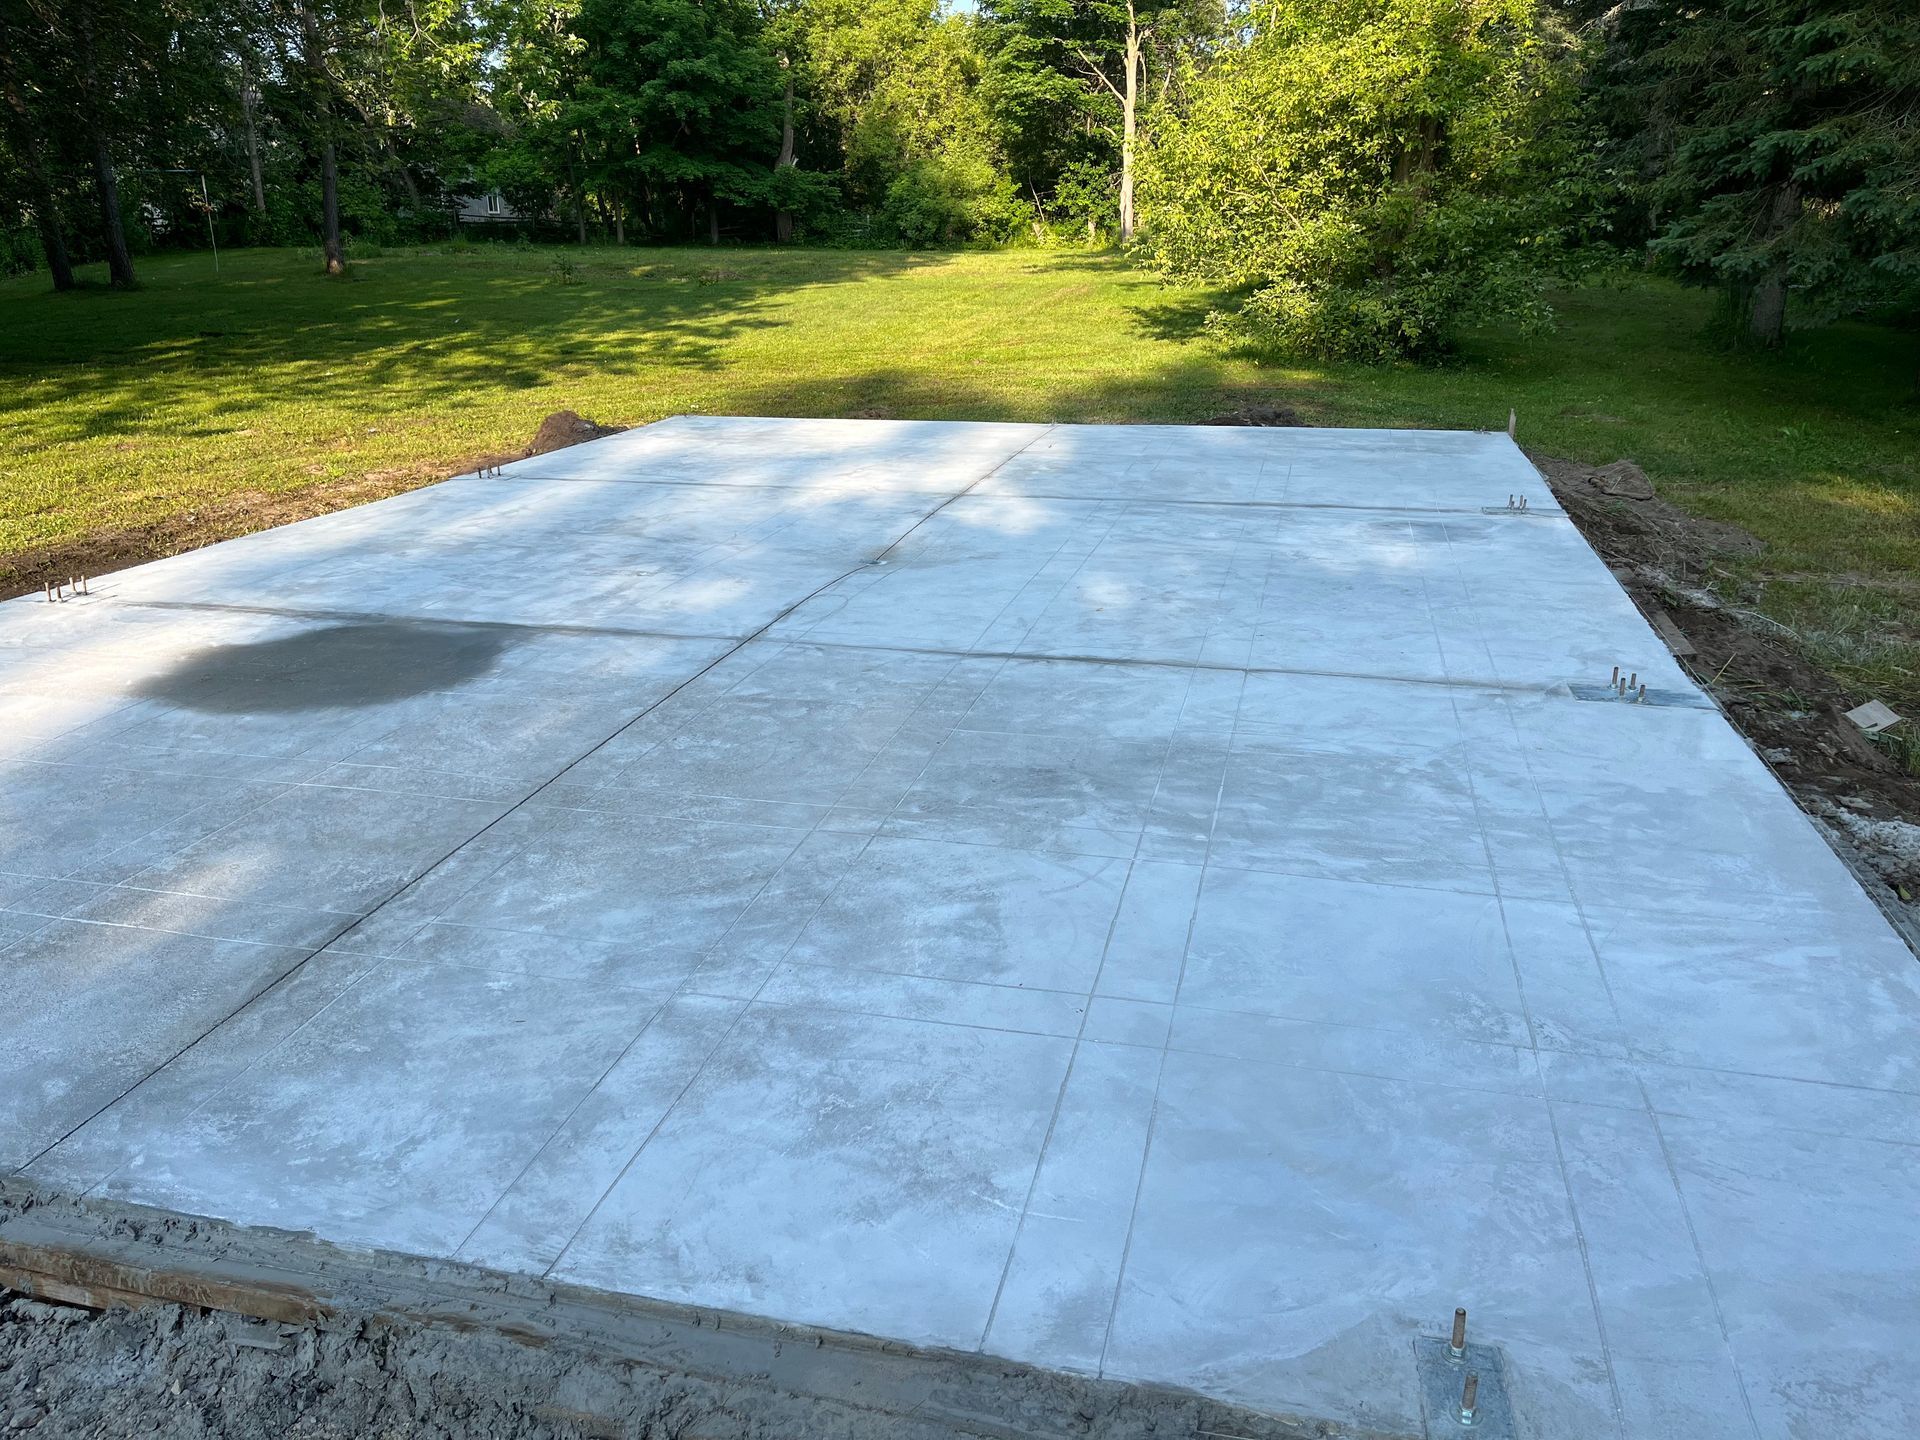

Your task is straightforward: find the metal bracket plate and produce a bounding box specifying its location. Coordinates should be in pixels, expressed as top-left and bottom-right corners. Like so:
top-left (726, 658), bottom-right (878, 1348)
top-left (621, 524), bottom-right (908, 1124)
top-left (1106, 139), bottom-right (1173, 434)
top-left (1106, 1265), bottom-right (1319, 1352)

top-left (1415, 1335), bottom-right (1516, 1438)
top-left (1567, 681), bottom-right (1714, 710)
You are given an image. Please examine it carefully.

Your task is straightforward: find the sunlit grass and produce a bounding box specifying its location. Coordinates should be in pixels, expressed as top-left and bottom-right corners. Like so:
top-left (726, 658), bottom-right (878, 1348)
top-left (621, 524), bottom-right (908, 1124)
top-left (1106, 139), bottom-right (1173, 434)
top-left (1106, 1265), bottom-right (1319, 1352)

top-left (2, 242), bottom-right (1915, 715)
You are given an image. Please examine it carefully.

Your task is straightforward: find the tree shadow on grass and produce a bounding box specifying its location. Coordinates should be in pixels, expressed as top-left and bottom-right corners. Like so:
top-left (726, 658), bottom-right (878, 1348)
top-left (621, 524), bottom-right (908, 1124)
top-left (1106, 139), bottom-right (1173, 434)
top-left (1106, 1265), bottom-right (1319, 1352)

top-left (711, 359), bottom-right (1322, 427)
top-left (1002, 247), bottom-right (1232, 347)
top-left (1124, 287), bottom-right (1226, 346)
top-left (0, 246), bottom-right (954, 445)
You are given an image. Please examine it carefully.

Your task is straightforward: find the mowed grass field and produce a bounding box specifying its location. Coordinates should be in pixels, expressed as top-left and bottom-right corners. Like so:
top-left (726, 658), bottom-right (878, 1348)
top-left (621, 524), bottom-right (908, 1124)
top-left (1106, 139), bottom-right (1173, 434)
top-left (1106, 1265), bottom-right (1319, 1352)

top-left (3, 242), bottom-right (1916, 717)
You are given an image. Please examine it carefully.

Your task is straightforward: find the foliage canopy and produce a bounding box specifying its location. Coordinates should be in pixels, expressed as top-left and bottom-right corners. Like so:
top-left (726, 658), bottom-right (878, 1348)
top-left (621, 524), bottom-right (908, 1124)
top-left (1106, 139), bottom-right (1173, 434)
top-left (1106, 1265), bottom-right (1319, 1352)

top-left (0, 0), bottom-right (1915, 359)
top-left (1590, 0), bottom-right (1920, 346)
top-left (1142, 0), bottom-right (1584, 359)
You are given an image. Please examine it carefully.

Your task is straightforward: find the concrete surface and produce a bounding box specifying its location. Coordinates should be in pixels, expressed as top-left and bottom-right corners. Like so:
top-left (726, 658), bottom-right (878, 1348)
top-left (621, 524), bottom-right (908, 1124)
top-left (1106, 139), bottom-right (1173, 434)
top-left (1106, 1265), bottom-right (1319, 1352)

top-left (3, 417), bottom-right (1916, 1439)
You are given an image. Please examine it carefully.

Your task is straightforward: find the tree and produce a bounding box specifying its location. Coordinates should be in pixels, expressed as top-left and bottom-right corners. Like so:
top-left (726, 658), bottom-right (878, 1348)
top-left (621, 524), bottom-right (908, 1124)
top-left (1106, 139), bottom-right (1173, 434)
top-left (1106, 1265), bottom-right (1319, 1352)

top-left (15, 0), bottom-right (182, 287)
top-left (1142, 0), bottom-right (1583, 359)
top-left (979, 0), bottom-right (1111, 223)
top-left (3, 0), bottom-right (292, 283)
top-left (1083, 0), bottom-right (1145, 240)
top-left (758, 0), bottom-right (803, 242)
top-left (800, 0), bottom-right (1027, 242)
top-left (295, 1), bottom-right (349, 273)
top-left (1592, 0), bottom-right (1920, 347)
top-left (981, 0), bottom-right (1213, 241)
top-left (570, 0), bottom-right (784, 243)
top-left (480, 0), bottom-right (590, 236)
top-left (0, 3), bottom-right (76, 289)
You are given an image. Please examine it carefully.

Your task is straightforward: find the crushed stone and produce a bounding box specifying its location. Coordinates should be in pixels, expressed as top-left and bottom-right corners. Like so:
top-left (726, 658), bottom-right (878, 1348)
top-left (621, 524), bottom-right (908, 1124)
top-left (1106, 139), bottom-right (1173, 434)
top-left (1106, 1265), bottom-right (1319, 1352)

top-left (0, 1286), bottom-right (1342, 1440)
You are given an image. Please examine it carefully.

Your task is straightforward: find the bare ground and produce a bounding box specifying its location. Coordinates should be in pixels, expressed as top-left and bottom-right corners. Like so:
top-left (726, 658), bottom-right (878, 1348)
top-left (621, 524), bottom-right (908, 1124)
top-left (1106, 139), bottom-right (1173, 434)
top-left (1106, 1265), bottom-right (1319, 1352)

top-left (0, 1283), bottom-right (1340, 1440)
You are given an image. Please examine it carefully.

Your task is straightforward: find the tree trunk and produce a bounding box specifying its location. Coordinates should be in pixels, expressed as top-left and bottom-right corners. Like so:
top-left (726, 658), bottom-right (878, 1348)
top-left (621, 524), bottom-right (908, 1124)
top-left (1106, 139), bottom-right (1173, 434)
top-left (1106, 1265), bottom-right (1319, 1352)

top-left (90, 132), bottom-right (137, 288)
top-left (570, 146), bottom-right (587, 243)
top-left (774, 60), bottom-right (796, 244)
top-left (389, 143), bottom-right (422, 213)
top-left (614, 198), bottom-right (625, 245)
top-left (1117, 5), bottom-right (1140, 244)
top-left (1746, 182), bottom-right (1801, 349)
top-left (319, 138), bottom-right (345, 274)
top-left (72, 12), bottom-right (135, 288)
top-left (241, 73), bottom-right (267, 214)
top-left (1391, 118), bottom-right (1442, 187)
top-left (1748, 274), bottom-right (1787, 348)
top-left (708, 195), bottom-right (720, 245)
top-left (298, 4), bottom-right (346, 275)
top-left (31, 198), bottom-right (75, 290)
top-left (0, 66), bottom-right (75, 290)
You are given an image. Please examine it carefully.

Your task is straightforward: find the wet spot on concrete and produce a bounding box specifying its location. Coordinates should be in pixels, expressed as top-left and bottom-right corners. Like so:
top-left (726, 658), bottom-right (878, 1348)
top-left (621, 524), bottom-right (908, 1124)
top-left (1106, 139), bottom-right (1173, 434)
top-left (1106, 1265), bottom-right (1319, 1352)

top-left (139, 621), bottom-right (516, 713)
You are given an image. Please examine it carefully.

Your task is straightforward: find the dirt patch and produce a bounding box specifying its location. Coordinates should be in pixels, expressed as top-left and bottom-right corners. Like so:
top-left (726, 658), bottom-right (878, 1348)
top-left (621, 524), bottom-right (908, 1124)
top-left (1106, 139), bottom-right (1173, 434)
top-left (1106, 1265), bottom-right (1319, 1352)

top-left (1538, 454), bottom-right (1920, 924)
top-left (1582, 459), bottom-right (1656, 501)
top-left (1541, 455), bottom-right (1766, 574)
top-left (1201, 404), bottom-right (1306, 427)
top-left (2, 1289), bottom-right (580, 1440)
top-left (1, 412), bottom-right (630, 604)
top-left (525, 409), bottom-right (628, 457)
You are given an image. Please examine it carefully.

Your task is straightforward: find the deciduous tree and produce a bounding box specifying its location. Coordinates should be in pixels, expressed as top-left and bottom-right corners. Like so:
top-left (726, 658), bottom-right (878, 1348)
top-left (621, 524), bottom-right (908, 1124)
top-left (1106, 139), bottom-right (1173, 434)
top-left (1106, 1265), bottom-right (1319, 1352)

top-left (1143, 0), bottom-right (1583, 358)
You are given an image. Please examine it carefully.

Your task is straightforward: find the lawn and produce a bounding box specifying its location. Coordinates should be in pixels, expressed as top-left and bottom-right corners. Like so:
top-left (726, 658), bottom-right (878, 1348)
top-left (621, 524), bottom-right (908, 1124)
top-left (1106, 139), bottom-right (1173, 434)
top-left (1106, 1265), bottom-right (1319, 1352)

top-left (3, 241), bottom-right (1916, 719)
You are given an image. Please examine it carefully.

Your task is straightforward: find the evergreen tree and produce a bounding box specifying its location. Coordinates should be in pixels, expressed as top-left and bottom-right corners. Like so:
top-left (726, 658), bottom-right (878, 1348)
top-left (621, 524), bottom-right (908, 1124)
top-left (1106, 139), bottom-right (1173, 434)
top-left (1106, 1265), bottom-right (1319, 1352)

top-left (1595, 0), bottom-right (1920, 346)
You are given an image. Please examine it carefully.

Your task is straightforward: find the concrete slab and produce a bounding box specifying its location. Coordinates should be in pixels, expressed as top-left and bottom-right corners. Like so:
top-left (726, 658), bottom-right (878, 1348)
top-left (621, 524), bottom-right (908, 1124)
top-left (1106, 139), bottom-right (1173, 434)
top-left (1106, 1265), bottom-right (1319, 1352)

top-left (4, 417), bottom-right (1917, 1439)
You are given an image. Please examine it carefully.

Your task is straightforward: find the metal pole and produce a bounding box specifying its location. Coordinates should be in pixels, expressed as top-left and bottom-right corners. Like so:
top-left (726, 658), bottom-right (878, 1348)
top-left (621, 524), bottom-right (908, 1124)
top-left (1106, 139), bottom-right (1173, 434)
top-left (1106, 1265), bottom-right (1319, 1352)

top-left (201, 173), bottom-right (218, 272)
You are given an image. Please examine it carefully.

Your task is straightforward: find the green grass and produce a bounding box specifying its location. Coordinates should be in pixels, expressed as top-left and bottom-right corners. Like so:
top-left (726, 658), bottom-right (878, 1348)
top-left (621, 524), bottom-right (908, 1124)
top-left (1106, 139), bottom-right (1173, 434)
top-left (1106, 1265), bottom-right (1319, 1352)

top-left (3, 241), bottom-right (1916, 717)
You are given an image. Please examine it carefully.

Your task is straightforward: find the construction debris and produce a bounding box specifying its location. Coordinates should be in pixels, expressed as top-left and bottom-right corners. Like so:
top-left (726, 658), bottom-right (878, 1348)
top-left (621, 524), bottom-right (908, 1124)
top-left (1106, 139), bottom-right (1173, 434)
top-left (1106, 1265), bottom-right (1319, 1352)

top-left (1846, 700), bottom-right (1903, 735)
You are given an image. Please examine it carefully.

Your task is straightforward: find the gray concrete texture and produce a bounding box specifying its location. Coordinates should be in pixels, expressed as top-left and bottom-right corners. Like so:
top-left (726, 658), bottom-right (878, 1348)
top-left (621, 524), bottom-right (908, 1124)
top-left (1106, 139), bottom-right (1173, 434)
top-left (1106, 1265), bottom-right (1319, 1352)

top-left (2, 417), bottom-right (1916, 1439)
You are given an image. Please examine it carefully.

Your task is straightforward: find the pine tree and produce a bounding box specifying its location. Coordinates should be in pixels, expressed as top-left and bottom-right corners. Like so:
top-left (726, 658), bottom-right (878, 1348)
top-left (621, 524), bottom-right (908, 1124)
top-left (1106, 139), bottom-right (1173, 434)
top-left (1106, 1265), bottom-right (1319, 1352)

top-left (1599, 0), bottom-right (1920, 346)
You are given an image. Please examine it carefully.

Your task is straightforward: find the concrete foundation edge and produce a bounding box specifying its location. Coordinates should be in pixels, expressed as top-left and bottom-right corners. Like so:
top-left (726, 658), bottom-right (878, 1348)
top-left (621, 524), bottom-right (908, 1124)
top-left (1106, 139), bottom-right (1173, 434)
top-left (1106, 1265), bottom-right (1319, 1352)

top-left (0, 1177), bottom-right (1397, 1440)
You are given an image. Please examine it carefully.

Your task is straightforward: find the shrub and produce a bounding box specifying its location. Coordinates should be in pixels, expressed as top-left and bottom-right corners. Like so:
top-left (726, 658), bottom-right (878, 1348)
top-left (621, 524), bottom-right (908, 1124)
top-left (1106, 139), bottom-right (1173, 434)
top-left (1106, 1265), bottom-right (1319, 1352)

top-left (880, 148), bottom-right (1033, 246)
top-left (1142, 0), bottom-right (1584, 360)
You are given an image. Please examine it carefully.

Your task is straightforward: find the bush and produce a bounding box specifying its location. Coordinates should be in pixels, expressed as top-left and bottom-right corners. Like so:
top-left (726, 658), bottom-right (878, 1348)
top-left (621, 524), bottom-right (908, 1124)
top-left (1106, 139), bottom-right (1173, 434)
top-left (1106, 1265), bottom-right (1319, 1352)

top-left (879, 148), bottom-right (1032, 246)
top-left (1049, 159), bottom-right (1119, 243)
top-left (0, 225), bottom-right (40, 278)
top-left (1142, 0), bottom-right (1584, 360)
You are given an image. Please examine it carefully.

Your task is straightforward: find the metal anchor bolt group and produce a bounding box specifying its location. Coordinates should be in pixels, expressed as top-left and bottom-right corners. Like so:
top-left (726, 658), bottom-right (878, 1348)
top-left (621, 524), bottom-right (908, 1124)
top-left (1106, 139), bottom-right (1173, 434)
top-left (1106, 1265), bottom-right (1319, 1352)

top-left (1608, 666), bottom-right (1648, 703)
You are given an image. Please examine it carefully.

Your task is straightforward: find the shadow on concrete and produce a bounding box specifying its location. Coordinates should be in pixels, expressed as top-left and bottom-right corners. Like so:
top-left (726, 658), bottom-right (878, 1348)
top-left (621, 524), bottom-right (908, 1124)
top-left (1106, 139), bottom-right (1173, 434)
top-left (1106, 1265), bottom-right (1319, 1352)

top-left (136, 620), bottom-right (517, 712)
